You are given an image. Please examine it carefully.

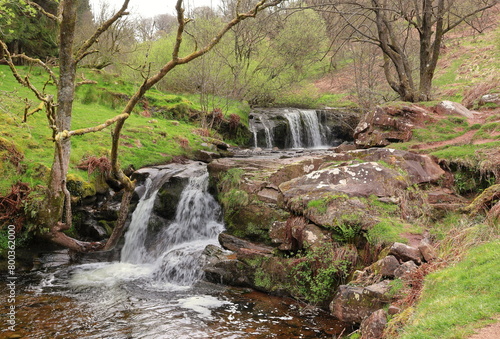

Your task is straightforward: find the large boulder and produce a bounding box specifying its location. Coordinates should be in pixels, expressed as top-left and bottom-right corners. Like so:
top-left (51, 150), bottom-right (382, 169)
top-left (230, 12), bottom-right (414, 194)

top-left (353, 105), bottom-right (430, 148)
top-left (329, 280), bottom-right (392, 324)
top-left (279, 149), bottom-right (445, 229)
top-left (389, 242), bottom-right (423, 264)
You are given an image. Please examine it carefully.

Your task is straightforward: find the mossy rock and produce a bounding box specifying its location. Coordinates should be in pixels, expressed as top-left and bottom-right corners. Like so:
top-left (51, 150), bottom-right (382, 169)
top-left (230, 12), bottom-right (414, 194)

top-left (66, 174), bottom-right (96, 199)
top-left (224, 202), bottom-right (289, 245)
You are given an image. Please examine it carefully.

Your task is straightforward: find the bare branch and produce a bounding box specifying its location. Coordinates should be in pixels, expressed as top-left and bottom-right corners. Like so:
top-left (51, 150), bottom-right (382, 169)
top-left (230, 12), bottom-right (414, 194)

top-left (74, 0), bottom-right (131, 64)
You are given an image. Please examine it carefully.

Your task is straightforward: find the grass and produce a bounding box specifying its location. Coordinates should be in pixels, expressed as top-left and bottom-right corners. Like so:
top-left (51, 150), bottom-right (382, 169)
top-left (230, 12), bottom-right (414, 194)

top-left (398, 240), bottom-right (500, 339)
top-left (0, 65), bottom-right (214, 194)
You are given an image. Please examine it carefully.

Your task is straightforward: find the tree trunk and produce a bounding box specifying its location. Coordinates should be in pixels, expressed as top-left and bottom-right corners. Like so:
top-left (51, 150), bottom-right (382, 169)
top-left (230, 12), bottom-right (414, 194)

top-left (43, 0), bottom-right (78, 243)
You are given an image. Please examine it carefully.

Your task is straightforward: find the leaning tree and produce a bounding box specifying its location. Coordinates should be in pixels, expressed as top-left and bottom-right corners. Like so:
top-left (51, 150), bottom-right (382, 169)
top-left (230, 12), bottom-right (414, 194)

top-left (0, 0), bottom-right (285, 252)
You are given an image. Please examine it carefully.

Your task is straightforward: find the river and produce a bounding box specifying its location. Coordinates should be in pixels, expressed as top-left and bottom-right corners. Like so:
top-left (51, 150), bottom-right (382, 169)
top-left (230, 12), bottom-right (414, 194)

top-left (0, 162), bottom-right (349, 338)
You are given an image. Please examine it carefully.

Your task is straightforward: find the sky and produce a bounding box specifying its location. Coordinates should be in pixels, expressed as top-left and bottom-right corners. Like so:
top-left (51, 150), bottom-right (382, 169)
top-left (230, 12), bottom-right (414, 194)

top-left (89, 0), bottom-right (222, 18)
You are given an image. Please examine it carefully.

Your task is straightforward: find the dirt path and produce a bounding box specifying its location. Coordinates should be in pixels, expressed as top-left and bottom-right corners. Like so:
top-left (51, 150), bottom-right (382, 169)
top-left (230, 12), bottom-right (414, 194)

top-left (468, 317), bottom-right (500, 339)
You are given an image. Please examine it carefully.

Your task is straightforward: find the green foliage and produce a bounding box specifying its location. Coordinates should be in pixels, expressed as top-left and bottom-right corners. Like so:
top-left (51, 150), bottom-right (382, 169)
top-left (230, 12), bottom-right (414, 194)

top-left (366, 218), bottom-right (407, 246)
top-left (0, 65), bottom-right (208, 195)
top-left (288, 243), bottom-right (351, 305)
top-left (307, 198), bottom-right (329, 214)
top-left (128, 8), bottom-right (330, 107)
top-left (331, 213), bottom-right (364, 243)
top-left (217, 168), bottom-right (244, 193)
top-left (334, 222), bottom-right (362, 244)
top-left (412, 116), bottom-right (469, 143)
top-left (0, 0), bottom-right (58, 59)
top-left (219, 188), bottom-right (249, 210)
top-left (399, 241), bottom-right (500, 339)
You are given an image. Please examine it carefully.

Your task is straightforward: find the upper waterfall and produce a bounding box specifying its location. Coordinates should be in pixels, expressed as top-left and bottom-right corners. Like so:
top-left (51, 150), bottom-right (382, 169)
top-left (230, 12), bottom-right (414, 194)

top-left (248, 108), bottom-right (349, 149)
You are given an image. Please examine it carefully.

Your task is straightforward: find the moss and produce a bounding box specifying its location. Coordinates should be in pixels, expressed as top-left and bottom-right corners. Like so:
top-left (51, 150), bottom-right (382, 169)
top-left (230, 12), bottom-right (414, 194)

top-left (66, 174), bottom-right (96, 199)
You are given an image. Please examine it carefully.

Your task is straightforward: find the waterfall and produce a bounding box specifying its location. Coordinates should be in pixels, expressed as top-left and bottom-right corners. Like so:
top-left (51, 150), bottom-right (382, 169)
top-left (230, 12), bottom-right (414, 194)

top-left (152, 172), bottom-right (224, 285)
top-left (299, 109), bottom-right (324, 148)
top-left (249, 108), bottom-right (330, 149)
top-left (261, 116), bottom-right (274, 149)
top-left (250, 113), bottom-right (274, 148)
top-left (284, 110), bottom-right (302, 149)
top-left (120, 166), bottom-right (224, 287)
top-left (284, 109), bottom-right (326, 148)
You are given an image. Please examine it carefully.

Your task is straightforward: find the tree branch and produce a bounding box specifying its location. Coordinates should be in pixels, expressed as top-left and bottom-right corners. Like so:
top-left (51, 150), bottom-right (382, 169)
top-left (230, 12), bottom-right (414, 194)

top-left (74, 0), bottom-right (131, 64)
top-left (0, 40), bottom-right (49, 102)
top-left (25, 0), bottom-right (59, 22)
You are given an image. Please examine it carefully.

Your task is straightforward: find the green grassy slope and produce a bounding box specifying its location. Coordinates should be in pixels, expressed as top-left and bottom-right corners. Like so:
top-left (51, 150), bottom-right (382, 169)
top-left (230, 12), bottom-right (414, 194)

top-left (0, 65), bottom-right (230, 194)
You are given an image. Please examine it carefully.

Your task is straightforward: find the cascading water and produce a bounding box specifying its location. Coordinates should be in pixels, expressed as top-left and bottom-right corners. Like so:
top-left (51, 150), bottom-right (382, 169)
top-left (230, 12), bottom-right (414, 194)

top-left (299, 109), bottom-right (325, 148)
top-left (283, 110), bottom-right (303, 149)
top-left (13, 161), bottom-right (347, 338)
top-left (119, 167), bottom-right (224, 287)
top-left (249, 108), bottom-right (329, 149)
top-left (249, 113), bottom-right (274, 148)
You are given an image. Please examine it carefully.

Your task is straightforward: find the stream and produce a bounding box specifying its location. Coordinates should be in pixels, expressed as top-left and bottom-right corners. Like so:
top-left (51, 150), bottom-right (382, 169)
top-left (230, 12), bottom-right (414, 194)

top-left (0, 162), bottom-right (348, 339)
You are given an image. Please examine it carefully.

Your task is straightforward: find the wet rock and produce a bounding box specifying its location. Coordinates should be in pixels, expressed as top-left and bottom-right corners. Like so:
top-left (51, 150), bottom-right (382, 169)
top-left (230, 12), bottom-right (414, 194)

top-left (360, 309), bottom-right (387, 339)
top-left (203, 245), bottom-right (251, 286)
top-left (389, 242), bottom-right (423, 264)
top-left (218, 233), bottom-right (274, 255)
top-left (394, 260), bottom-right (418, 279)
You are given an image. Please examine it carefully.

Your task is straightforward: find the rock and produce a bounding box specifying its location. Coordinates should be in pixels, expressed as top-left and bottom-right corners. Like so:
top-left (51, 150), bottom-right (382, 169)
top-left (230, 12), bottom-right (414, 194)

top-left (373, 255), bottom-right (400, 278)
top-left (479, 93), bottom-right (500, 106)
top-left (436, 100), bottom-right (475, 119)
top-left (360, 309), bottom-right (387, 339)
top-left (418, 242), bottom-right (437, 262)
top-left (257, 187), bottom-right (279, 204)
top-left (301, 223), bottom-right (330, 250)
top-left (394, 260), bottom-right (418, 279)
top-left (364, 280), bottom-right (392, 303)
top-left (335, 142), bottom-right (357, 153)
top-left (389, 242), bottom-right (423, 264)
top-left (330, 284), bottom-right (389, 324)
top-left (354, 105), bottom-right (429, 147)
top-left (269, 217), bottom-right (329, 251)
top-left (388, 305), bottom-right (401, 315)
top-left (194, 150), bottom-right (220, 163)
top-left (203, 245), bottom-right (251, 287)
top-left (218, 233), bottom-right (274, 255)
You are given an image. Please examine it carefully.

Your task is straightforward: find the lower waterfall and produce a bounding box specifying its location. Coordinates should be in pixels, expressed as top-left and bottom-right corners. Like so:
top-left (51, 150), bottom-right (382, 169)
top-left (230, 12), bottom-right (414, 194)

top-left (122, 167), bottom-right (224, 287)
top-left (16, 161), bottom-right (347, 338)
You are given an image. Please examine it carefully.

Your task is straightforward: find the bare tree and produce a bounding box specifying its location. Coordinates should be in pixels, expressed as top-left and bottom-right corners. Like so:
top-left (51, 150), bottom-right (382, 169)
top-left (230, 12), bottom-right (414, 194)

top-left (306, 0), bottom-right (498, 101)
top-left (1, 0), bottom-right (285, 252)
